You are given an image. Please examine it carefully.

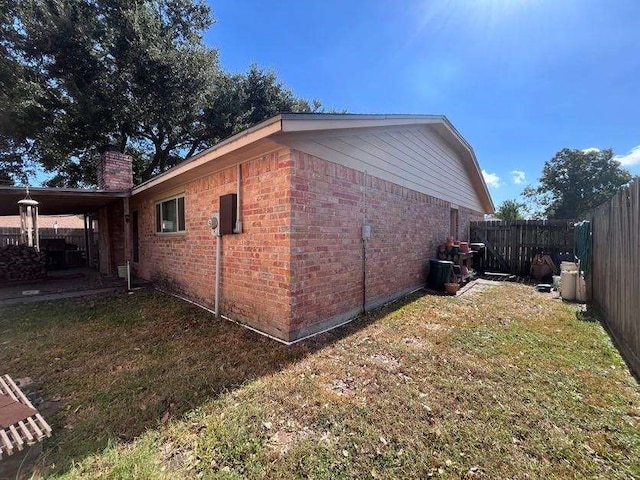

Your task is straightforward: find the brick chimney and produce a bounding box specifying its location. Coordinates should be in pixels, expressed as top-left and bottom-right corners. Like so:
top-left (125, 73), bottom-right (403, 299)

top-left (97, 145), bottom-right (133, 190)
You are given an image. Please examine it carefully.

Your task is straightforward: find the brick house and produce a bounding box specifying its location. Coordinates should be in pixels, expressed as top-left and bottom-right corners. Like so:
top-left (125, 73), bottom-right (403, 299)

top-left (0, 114), bottom-right (493, 343)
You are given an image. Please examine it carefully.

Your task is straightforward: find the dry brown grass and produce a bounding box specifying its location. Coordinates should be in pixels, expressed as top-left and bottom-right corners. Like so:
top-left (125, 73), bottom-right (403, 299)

top-left (0, 283), bottom-right (638, 479)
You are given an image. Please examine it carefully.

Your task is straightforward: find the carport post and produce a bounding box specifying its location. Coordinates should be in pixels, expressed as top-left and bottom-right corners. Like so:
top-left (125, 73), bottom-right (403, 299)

top-left (123, 197), bottom-right (131, 268)
top-left (83, 213), bottom-right (90, 267)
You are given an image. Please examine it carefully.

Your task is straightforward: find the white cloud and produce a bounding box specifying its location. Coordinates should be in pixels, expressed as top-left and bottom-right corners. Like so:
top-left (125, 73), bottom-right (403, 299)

top-left (613, 145), bottom-right (640, 166)
top-left (482, 170), bottom-right (501, 188)
top-left (582, 147), bottom-right (600, 154)
top-left (510, 170), bottom-right (526, 185)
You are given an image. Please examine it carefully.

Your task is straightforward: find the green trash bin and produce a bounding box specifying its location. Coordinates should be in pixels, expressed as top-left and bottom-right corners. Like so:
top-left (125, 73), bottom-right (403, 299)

top-left (427, 259), bottom-right (454, 291)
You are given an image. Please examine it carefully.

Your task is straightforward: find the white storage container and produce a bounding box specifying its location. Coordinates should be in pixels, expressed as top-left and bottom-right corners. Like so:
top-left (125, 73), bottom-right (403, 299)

top-left (117, 265), bottom-right (127, 278)
top-left (561, 270), bottom-right (577, 301)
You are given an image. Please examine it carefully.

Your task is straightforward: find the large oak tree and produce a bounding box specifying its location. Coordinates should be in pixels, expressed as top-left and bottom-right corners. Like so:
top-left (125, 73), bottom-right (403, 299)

top-left (0, 0), bottom-right (318, 187)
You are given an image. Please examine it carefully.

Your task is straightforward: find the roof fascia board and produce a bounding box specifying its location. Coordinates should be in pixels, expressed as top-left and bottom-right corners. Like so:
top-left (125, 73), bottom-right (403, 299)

top-left (280, 113), bottom-right (443, 121)
top-left (273, 123), bottom-right (429, 143)
top-left (281, 116), bottom-right (443, 133)
top-left (0, 186), bottom-right (130, 197)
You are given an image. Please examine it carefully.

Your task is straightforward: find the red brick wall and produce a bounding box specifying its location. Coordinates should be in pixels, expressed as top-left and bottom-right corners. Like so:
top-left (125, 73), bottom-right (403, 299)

top-left (288, 150), bottom-right (484, 340)
top-left (363, 175), bottom-right (451, 304)
top-left (98, 200), bottom-right (125, 275)
top-left (130, 148), bottom-right (295, 340)
top-left (125, 146), bottom-right (485, 342)
top-left (458, 206), bottom-right (485, 241)
top-left (97, 150), bottom-right (133, 190)
top-left (288, 152), bottom-right (365, 339)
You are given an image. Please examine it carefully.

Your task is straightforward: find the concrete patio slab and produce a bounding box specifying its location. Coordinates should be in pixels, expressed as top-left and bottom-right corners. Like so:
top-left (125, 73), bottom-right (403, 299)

top-left (0, 267), bottom-right (128, 305)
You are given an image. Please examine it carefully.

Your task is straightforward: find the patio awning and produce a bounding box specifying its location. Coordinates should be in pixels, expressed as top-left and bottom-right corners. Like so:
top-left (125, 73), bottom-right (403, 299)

top-left (0, 187), bottom-right (129, 216)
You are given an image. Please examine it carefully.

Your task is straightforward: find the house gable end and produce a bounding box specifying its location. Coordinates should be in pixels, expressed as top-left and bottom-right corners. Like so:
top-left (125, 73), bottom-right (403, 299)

top-left (275, 124), bottom-right (487, 213)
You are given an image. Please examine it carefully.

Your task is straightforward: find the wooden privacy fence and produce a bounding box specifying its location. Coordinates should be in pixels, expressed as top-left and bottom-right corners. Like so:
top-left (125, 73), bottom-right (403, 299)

top-left (0, 227), bottom-right (88, 250)
top-left (588, 179), bottom-right (640, 376)
top-left (470, 220), bottom-right (576, 275)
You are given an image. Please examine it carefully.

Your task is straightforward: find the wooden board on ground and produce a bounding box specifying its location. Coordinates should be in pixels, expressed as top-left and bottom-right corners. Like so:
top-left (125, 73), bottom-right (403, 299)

top-left (0, 375), bottom-right (52, 460)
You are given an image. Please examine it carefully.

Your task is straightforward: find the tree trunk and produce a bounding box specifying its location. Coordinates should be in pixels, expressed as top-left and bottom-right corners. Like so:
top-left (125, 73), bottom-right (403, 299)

top-left (141, 147), bottom-right (174, 182)
top-left (141, 154), bottom-right (161, 182)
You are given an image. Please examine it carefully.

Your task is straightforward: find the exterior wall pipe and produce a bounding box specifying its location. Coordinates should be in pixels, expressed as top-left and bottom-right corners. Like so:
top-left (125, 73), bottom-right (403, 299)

top-left (83, 214), bottom-right (90, 266)
top-left (214, 233), bottom-right (221, 316)
top-left (33, 204), bottom-right (40, 252)
top-left (234, 163), bottom-right (243, 234)
top-left (362, 170), bottom-right (368, 314)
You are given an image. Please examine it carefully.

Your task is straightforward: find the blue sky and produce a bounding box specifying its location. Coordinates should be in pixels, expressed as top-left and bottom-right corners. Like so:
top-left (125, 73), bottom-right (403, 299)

top-left (205, 0), bottom-right (640, 208)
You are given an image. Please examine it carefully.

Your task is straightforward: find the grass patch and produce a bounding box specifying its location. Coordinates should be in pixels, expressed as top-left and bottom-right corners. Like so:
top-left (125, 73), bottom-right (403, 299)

top-left (1, 284), bottom-right (638, 479)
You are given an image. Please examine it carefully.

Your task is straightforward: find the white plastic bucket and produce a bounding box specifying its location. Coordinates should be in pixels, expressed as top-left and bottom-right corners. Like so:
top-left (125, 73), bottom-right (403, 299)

top-left (552, 275), bottom-right (561, 288)
top-left (117, 265), bottom-right (127, 278)
top-left (561, 270), bottom-right (577, 301)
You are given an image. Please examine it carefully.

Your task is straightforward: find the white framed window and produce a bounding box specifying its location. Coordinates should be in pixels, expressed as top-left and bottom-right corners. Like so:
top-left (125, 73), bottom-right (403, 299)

top-left (155, 195), bottom-right (185, 233)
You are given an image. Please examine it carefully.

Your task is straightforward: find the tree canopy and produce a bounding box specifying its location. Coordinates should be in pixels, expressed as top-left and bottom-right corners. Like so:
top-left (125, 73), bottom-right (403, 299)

top-left (494, 199), bottom-right (525, 220)
top-left (523, 148), bottom-right (633, 219)
top-left (0, 0), bottom-right (319, 187)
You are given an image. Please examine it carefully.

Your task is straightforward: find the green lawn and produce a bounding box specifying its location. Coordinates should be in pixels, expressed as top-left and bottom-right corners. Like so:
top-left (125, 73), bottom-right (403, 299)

top-left (0, 284), bottom-right (638, 479)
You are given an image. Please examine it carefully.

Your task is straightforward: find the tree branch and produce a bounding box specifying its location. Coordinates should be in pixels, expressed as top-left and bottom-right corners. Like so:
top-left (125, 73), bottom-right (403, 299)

top-left (185, 138), bottom-right (202, 158)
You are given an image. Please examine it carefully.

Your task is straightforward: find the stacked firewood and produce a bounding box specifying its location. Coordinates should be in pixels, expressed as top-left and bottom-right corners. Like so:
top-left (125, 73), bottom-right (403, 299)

top-left (0, 244), bottom-right (47, 281)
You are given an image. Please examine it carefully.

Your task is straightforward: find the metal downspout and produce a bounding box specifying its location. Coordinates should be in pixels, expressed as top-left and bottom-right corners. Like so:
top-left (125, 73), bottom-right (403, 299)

top-left (362, 170), bottom-right (368, 314)
top-left (214, 233), bottom-right (221, 316)
top-left (215, 162), bottom-right (242, 316)
top-left (213, 235), bottom-right (222, 317)
top-left (234, 163), bottom-right (243, 234)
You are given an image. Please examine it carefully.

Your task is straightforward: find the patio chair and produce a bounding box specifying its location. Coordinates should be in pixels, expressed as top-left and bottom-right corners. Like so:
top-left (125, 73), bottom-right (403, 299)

top-left (0, 374), bottom-right (52, 460)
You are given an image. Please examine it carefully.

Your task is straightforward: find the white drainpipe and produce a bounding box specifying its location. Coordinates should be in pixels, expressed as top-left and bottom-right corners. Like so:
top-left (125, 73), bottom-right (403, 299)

top-left (214, 233), bottom-right (221, 316)
top-left (215, 162), bottom-right (242, 316)
top-left (234, 163), bottom-right (243, 234)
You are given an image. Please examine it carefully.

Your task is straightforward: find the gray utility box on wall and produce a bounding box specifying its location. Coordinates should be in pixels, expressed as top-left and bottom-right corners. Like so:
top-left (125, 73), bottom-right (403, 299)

top-left (219, 193), bottom-right (237, 235)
